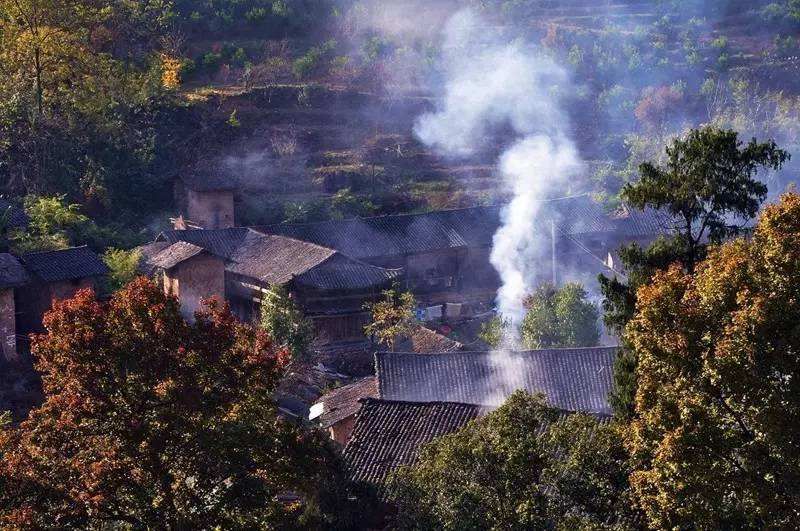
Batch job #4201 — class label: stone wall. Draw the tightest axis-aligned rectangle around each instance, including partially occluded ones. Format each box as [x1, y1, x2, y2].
[186, 189, 234, 229]
[166, 253, 226, 320]
[0, 288, 17, 362]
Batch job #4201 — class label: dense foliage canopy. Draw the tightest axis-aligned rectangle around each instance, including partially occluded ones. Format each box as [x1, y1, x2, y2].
[391, 392, 639, 530]
[625, 192, 800, 528]
[0, 278, 353, 529]
[600, 126, 788, 418]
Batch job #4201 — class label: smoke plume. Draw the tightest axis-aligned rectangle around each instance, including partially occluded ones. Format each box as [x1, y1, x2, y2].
[413, 9, 583, 345]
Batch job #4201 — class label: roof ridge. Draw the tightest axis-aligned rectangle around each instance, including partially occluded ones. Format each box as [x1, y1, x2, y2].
[316, 250, 403, 272]
[262, 204, 501, 229]
[360, 397, 485, 408]
[254, 229, 338, 256]
[21, 245, 90, 257]
[379, 345, 619, 356]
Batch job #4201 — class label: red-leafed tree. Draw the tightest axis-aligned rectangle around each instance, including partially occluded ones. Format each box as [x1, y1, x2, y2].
[634, 85, 683, 131]
[0, 278, 358, 529]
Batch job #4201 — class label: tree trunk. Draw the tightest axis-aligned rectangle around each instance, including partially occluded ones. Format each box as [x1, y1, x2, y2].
[34, 46, 43, 115]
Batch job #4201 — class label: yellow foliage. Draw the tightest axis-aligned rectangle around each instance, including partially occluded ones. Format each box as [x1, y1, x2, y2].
[160, 54, 181, 89]
[625, 192, 800, 528]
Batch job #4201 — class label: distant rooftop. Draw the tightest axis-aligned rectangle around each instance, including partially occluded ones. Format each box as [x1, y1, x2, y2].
[376, 346, 618, 415]
[149, 228, 400, 291]
[395, 325, 463, 354]
[259, 195, 670, 260]
[149, 241, 207, 270]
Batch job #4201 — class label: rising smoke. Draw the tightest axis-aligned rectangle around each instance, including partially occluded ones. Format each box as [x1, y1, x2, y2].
[413, 9, 583, 345]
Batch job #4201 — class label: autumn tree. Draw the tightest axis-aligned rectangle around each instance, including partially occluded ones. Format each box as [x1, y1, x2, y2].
[364, 283, 416, 351]
[599, 127, 789, 418]
[520, 282, 599, 349]
[626, 193, 800, 528]
[259, 284, 314, 361]
[634, 85, 683, 131]
[0, 278, 353, 528]
[391, 392, 640, 530]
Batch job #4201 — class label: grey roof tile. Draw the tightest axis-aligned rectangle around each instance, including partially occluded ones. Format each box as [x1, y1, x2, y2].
[155, 228, 399, 291]
[311, 376, 378, 428]
[376, 347, 618, 415]
[0, 199, 29, 229]
[149, 241, 207, 270]
[21, 246, 108, 283]
[343, 398, 483, 491]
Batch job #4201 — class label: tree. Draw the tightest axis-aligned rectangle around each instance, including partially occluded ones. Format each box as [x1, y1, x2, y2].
[599, 127, 789, 418]
[259, 284, 313, 361]
[102, 247, 142, 292]
[0, 278, 348, 528]
[625, 127, 788, 272]
[391, 391, 640, 530]
[10, 194, 90, 252]
[363, 284, 416, 351]
[625, 193, 800, 528]
[520, 282, 599, 350]
[634, 85, 682, 131]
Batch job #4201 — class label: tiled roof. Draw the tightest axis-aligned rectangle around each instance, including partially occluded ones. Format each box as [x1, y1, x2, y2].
[149, 242, 207, 270]
[395, 325, 463, 354]
[376, 347, 618, 415]
[260, 196, 669, 259]
[293, 253, 401, 291]
[21, 246, 108, 283]
[0, 253, 29, 289]
[227, 231, 336, 285]
[157, 228, 250, 259]
[155, 228, 399, 291]
[343, 398, 483, 490]
[310, 376, 378, 428]
[136, 241, 171, 275]
[0, 199, 29, 229]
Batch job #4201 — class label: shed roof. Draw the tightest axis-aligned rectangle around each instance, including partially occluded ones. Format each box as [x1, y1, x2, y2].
[149, 241, 207, 270]
[260, 195, 670, 259]
[376, 346, 618, 415]
[310, 376, 378, 429]
[21, 246, 108, 283]
[343, 398, 484, 490]
[0, 253, 29, 289]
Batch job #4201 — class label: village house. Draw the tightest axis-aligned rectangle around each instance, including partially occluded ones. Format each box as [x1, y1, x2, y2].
[0, 246, 108, 363]
[309, 325, 464, 444]
[0, 254, 30, 362]
[338, 345, 618, 496]
[309, 376, 378, 445]
[140, 228, 401, 341]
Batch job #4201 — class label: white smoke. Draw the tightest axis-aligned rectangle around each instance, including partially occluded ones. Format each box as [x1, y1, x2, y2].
[413, 9, 583, 346]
